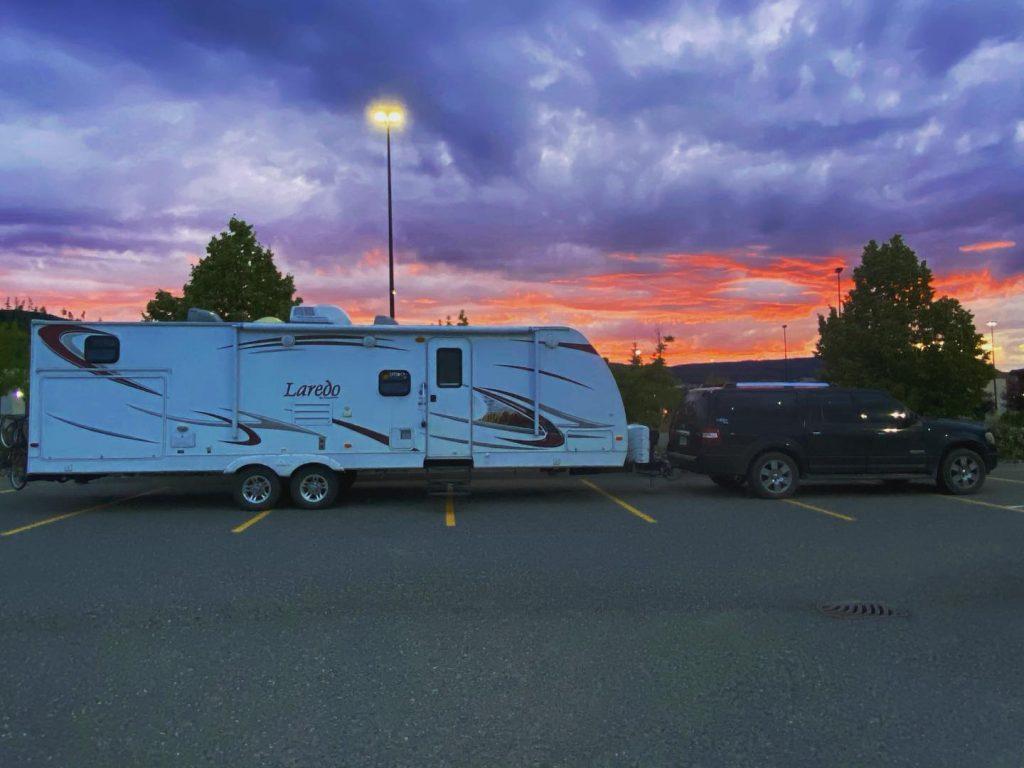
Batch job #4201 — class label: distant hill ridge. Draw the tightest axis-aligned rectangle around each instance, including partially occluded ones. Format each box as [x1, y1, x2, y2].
[670, 357, 822, 385]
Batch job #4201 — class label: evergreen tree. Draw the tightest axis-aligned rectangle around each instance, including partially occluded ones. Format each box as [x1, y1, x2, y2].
[816, 235, 990, 417]
[144, 217, 301, 321]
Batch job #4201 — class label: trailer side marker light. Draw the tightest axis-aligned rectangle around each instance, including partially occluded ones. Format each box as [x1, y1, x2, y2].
[416, 336, 426, 343]
[344, 442, 352, 448]
[615, 435, 623, 441]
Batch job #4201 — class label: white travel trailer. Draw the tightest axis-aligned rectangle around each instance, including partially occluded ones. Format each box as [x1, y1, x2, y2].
[26, 306, 636, 509]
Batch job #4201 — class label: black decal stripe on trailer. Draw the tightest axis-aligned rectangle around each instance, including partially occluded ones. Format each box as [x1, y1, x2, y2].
[332, 419, 390, 445]
[511, 339, 601, 355]
[478, 387, 611, 429]
[38, 324, 161, 396]
[128, 406, 323, 437]
[473, 387, 565, 448]
[195, 411, 262, 446]
[494, 364, 593, 389]
[48, 413, 159, 444]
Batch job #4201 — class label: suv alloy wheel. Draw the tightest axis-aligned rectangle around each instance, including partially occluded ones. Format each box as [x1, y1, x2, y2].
[748, 451, 800, 499]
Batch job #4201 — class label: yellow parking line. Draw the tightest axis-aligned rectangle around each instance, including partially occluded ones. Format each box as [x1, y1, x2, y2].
[943, 496, 1024, 514]
[783, 498, 856, 523]
[232, 510, 272, 534]
[445, 489, 456, 528]
[580, 479, 656, 523]
[1, 488, 161, 537]
[0, 489, 15, 495]
[989, 476, 1024, 486]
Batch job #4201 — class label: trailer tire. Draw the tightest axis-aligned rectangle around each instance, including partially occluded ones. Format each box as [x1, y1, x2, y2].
[290, 464, 339, 510]
[234, 466, 281, 511]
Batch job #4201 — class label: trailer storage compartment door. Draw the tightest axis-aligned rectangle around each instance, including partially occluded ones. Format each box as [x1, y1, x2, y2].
[38, 375, 165, 460]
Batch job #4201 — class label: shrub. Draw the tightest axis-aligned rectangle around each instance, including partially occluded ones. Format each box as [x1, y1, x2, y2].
[993, 412, 1024, 461]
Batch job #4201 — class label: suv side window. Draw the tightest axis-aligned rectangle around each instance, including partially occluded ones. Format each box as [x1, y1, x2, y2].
[856, 392, 908, 426]
[719, 392, 797, 422]
[815, 393, 858, 424]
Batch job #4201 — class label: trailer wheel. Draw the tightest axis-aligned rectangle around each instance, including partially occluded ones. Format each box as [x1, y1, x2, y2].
[290, 465, 339, 510]
[234, 466, 281, 511]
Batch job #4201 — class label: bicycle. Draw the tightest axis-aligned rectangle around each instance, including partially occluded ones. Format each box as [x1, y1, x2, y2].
[1, 414, 27, 491]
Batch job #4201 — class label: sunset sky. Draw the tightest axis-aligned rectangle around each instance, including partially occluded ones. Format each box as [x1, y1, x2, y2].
[2, 0, 1022, 367]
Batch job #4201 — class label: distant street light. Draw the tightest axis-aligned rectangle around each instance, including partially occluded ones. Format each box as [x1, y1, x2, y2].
[782, 324, 789, 381]
[988, 320, 998, 410]
[368, 101, 406, 319]
[834, 266, 844, 315]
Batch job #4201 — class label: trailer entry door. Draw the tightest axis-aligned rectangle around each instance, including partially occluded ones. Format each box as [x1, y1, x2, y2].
[426, 339, 471, 458]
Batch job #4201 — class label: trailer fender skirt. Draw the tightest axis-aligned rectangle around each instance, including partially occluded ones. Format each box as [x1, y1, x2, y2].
[222, 454, 347, 476]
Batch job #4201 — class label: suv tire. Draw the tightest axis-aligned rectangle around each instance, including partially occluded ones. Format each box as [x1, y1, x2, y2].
[748, 452, 799, 499]
[937, 448, 986, 495]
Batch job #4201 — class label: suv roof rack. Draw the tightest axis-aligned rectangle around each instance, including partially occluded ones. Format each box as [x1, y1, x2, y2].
[730, 381, 830, 389]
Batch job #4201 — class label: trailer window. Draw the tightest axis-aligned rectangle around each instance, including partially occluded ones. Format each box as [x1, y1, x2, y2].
[436, 348, 462, 387]
[379, 369, 411, 397]
[84, 335, 119, 364]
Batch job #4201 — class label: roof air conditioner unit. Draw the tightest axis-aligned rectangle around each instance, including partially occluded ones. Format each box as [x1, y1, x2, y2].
[373, 315, 398, 325]
[187, 308, 223, 322]
[289, 305, 352, 325]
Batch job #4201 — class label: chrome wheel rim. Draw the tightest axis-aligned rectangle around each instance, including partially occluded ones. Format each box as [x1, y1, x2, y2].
[299, 474, 329, 504]
[242, 475, 273, 505]
[759, 459, 792, 494]
[949, 455, 980, 489]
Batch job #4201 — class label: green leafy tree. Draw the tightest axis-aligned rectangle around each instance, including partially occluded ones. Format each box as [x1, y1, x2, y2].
[816, 235, 990, 417]
[611, 332, 682, 427]
[144, 217, 301, 321]
[0, 321, 29, 398]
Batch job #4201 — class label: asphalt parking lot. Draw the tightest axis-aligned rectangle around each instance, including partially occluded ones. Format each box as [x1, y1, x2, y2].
[3, 465, 1024, 767]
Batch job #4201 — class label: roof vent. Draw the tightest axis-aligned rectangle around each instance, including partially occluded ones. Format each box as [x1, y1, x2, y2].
[289, 305, 352, 325]
[373, 315, 398, 325]
[187, 308, 223, 322]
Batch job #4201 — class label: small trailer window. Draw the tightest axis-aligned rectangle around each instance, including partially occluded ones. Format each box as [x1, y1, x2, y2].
[379, 369, 411, 397]
[84, 335, 120, 364]
[436, 348, 462, 387]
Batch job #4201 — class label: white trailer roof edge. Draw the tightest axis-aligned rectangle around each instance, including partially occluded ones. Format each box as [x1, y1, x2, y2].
[28, 319, 580, 335]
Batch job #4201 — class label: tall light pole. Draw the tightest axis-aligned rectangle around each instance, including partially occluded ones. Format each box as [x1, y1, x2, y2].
[834, 266, 844, 315]
[988, 320, 999, 411]
[369, 102, 406, 319]
[782, 324, 789, 381]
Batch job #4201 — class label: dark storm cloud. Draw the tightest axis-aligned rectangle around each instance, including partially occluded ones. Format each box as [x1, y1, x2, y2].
[2, 0, 1023, 279]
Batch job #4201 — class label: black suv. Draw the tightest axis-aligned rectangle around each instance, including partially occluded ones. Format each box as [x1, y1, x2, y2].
[667, 384, 998, 499]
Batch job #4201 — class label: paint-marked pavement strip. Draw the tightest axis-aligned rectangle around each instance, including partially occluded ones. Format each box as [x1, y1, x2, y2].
[232, 510, 272, 534]
[783, 498, 856, 523]
[989, 476, 1024, 486]
[445, 489, 456, 528]
[943, 496, 1024, 514]
[0, 488, 15, 495]
[580, 479, 656, 523]
[1, 489, 163, 537]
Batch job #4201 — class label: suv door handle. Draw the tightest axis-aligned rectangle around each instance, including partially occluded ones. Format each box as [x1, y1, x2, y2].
[811, 431, 822, 435]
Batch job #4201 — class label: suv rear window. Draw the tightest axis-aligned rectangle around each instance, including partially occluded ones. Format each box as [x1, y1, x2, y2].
[675, 390, 712, 428]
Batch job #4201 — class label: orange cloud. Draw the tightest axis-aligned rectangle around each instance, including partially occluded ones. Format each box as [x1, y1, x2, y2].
[6, 247, 1023, 368]
[958, 240, 1016, 252]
